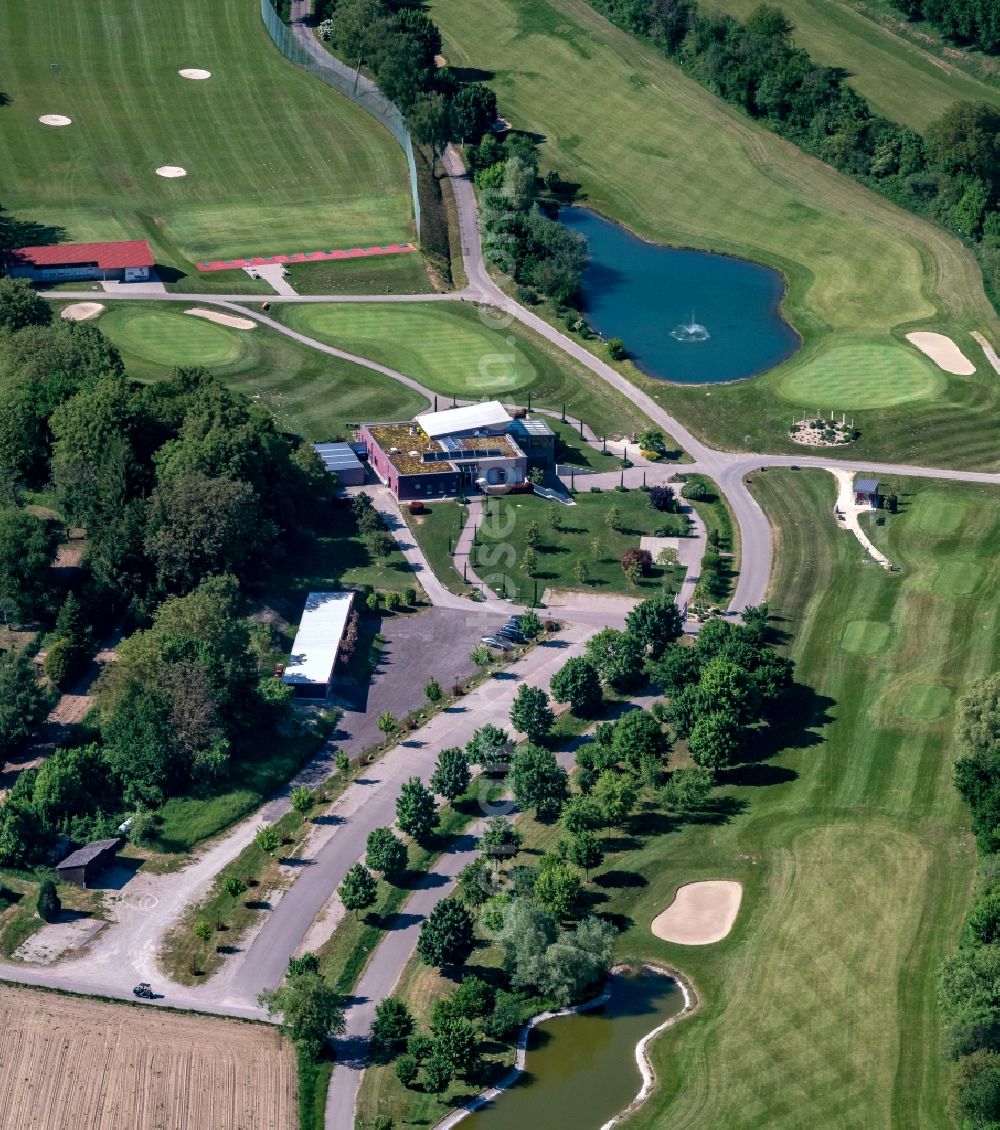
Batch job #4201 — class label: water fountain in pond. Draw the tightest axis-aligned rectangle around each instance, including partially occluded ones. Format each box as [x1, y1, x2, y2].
[670, 310, 710, 342]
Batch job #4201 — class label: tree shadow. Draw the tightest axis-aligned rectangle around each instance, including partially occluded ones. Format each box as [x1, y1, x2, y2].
[0, 210, 65, 250]
[596, 869, 648, 890]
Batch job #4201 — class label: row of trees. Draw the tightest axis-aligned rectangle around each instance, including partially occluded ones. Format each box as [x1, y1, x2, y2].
[469, 132, 589, 304]
[587, 0, 1000, 301]
[891, 0, 1000, 54]
[940, 675, 1000, 1126]
[317, 0, 497, 147]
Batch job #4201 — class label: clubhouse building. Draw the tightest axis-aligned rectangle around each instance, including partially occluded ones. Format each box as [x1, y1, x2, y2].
[361, 401, 555, 500]
[3, 239, 155, 284]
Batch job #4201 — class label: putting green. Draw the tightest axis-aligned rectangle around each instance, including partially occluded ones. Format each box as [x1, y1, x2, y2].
[777, 340, 946, 409]
[902, 684, 954, 720]
[100, 308, 244, 368]
[840, 619, 893, 656]
[911, 493, 966, 536]
[282, 304, 539, 396]
[933, 560, 984, 596]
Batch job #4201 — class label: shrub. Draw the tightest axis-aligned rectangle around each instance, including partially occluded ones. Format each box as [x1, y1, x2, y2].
[37, 879, 60, 922]
[607, 337, 626, 360]
[681, 480, 709, 501]
[648, 484, 678, 513]
[424, 678, 442, 703]
[395, 1054, 419, 1088]
[621, 548, 653, 577]
[404, 587, 417, 606]
[43, 637, 81, 689]
[408, 500, 426, 515]
[384, 591, 401, 612]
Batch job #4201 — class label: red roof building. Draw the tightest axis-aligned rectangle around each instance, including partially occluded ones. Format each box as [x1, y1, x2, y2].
[4, 239, 154, 283]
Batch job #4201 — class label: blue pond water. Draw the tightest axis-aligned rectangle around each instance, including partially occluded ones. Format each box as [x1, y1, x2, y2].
[560, 207, 799, 384]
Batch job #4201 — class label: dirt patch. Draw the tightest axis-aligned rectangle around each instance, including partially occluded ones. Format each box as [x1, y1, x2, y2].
[60, 302, 105, 322]
[14, 916, 105, 965]
[651, 880, 742, 945]
[905, 331, 975, 375]
[184, 307, 256, 330]
[0, 985, 296, 1129]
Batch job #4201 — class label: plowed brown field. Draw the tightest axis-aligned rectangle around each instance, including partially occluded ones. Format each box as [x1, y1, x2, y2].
[0, 986, 296, 1129]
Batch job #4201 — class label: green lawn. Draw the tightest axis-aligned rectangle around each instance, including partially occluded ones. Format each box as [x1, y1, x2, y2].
[708, 0, 1000, 130]
[474, 490, 687, 602]
[282, 253, 432, 296]
[431, 0, 1000, 470]
[0, 0, 413, 285]
[400, 500, 474, 597]
[84, 301, 429, 439]
[276, 301, 658, 438]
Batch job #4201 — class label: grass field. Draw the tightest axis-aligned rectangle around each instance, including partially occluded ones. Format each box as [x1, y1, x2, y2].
[400, 500, 474, 597]
[282, 252, 431, 296]
[276, 301, 656, 437]
[85, 302, 429, 439]
[431, 0, 1000, 469]
[0, 985, 296, 1129]
[0, 0, 412, 283]
[708, 0, 1000, 129]
[473, 490, 686, 601]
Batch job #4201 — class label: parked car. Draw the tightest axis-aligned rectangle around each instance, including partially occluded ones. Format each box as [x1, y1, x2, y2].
[498, 627, 526, 643]
[481, 635, 513, 651]
[132, 983, 155, 999]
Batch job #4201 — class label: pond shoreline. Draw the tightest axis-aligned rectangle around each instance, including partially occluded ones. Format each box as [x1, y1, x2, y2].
[433, 962, 698, 1130]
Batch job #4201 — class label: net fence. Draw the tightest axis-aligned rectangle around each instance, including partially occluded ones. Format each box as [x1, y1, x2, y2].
[259, 0, 421, 238]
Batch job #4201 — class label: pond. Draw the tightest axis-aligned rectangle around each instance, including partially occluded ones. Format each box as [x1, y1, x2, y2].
[461, 969, 686, 1130]
[560, 207, 799, 384]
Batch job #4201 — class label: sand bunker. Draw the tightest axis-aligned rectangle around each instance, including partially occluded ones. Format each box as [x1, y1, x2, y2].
[156, 165, 187, 178]
[179, 68, 212, 80]
[38, 115, 71, 127]
[905, 332, 975, 375]
[60, 302, 105, 322]
[184, 307, 255, 330]
[651, 881, 742, 945]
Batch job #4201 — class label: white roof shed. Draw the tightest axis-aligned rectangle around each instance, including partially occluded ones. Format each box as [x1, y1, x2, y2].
[282, 591, 356, 689]
[416, 401, 511, 438]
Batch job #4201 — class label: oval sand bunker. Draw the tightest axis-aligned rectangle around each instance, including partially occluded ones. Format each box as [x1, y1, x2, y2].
[156, 166, 187, 178]
[179, 68, 212, 80]
[39, 115, 72, 127]
[905, 331, 975, 375]
[651, 880, 742, 945]
[184, 308, 255, 330]
[60, 302, 105, 322]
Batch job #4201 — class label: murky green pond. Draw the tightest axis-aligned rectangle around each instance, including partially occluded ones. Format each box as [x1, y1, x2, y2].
[462, 969, 685, 1130]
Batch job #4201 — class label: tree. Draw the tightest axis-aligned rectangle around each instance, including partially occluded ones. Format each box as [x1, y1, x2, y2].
[574, 560, 589, 586]
[194, 918, 213, 947]
[510, 683, 554, 742]
[590, 536, 603, 563]
[560, 795, 603, 836]
[550, 656, 603, 717]
[585, 627, 645, 691]
[621, 547, 653, 580]
[372, 997, 414, 1052]
[639, 430, 667, 456]
[254, 823, 281, 854]
[626, 598, 683, 658]
[950, 1050, 1000, 1127]
[688, 711, 741, 771]
[566, 831, 604, 880]
[417, 898, 475, 969]
[258, 968, 345, 1058]
[607, 337, 626, 361]
[604, 504, 621, 531]
[36, 878, 60, 923]
[144, 472, 265, 593]
[367, 826, 408, 880]
[466, 722, 512, 773]
[422, 1052, 453, 1093]
[612, 709, 669, 775]
[483, 990, 522, 1041]
[0, 278, 52, 334]
[0, 507, 57, 623]
[424, 678, 442, 703]
[519, 609, 543, 638]
[290, 784, 313, 822]
[224, 874, 248, 906]
[339, 862, 377, 921]
[927, 101, 1000, 194]
[520, 546, 538, 577]
[534, 857, 582, 918]
[969, 891, 1000, 945]
[335, 750, 350, 776]
[430, 746, 471, 805]
[395, 1053, 419, 1087]
[481, 815, 522, 866]
[470, 644, 493, 673]
[592, 770, 637, 831]
[510, 743, 568, 819]
[549, 507, 563, 532]
[396, 777, 438, 842]
[450, 974, 495, 1019]
[525, 520, 542, 548]
[662, 766, 714, 809]
[377, 710, 398, 742]
[450, 82, 497, 141]
[408, 91, 453, 155]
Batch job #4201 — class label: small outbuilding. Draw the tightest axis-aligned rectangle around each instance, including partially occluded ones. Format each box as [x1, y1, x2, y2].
[854, 478, 880, 508]
[313, 442, 365, 487]
[282, 591, 356, 699]
[56, 838, 121, 888]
